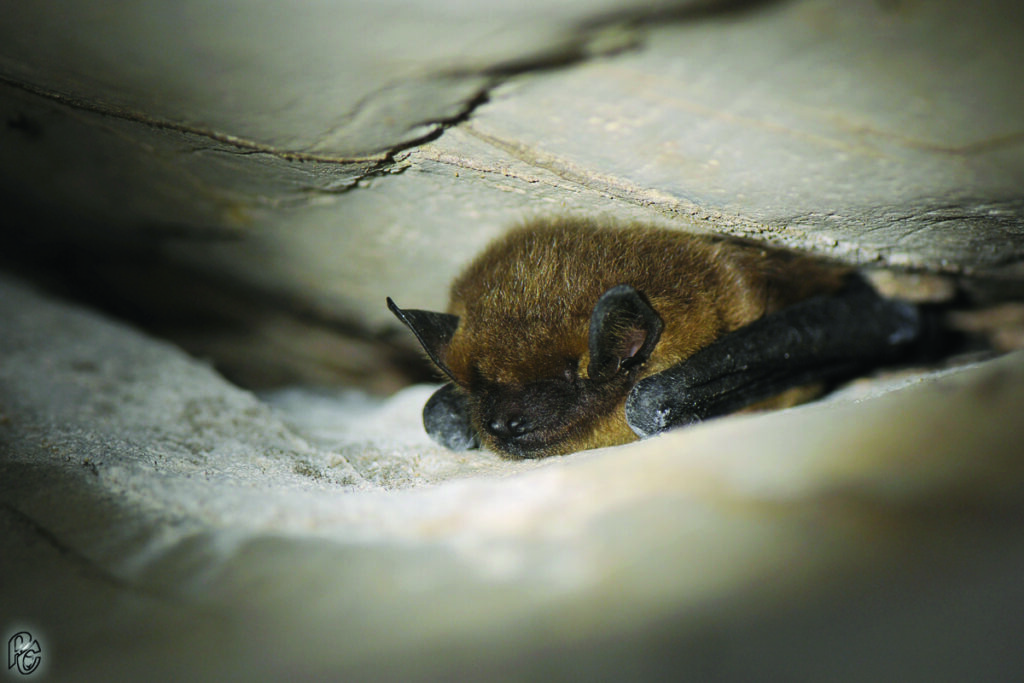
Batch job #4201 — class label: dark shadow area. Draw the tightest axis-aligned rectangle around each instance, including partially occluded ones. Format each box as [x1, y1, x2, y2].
[0, 201, 435, 392]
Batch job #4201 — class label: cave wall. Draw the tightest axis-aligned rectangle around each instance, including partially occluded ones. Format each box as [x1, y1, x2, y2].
[2, 1, 1024, 680]
[2, 0, 1022, 345]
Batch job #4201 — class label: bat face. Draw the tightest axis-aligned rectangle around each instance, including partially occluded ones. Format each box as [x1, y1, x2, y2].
[388, 217, 849, 458]
[450, 282, 666, 457]
[389, 282, 663, 457]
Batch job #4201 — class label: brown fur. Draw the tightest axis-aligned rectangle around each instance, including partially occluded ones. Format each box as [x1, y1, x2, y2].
[440, 217, 849, 456]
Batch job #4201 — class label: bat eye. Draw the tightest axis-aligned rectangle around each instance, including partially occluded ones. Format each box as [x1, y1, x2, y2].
[563, 360, 578, 383]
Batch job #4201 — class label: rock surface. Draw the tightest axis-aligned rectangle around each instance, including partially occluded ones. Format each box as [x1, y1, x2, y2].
[2, 1, 1024, 679]
[3, 275, 1024, 680]
[2, 0, 1022, 340]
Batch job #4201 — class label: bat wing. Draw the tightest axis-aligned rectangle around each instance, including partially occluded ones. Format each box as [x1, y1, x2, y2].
[423, 383, 480, 451]
[625, 278, 925, 438]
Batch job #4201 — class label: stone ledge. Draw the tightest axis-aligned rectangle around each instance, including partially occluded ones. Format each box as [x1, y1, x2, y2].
[3, 272, 1023, 680]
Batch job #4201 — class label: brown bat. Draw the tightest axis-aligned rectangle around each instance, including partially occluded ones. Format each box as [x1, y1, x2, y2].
[387, 217, 924, 458]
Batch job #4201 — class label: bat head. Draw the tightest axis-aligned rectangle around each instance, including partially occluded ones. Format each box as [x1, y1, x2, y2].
[388, 285, 663, 458]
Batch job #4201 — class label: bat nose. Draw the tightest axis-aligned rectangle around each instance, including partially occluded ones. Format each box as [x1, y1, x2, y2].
[487, 415, 531, 439]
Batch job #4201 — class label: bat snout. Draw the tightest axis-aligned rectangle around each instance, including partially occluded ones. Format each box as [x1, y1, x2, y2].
[477, 382, 576, 457]
[485, 413, 532, 440]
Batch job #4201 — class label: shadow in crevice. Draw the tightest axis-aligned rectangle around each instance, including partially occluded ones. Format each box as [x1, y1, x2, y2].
[0, 204, 436, 393]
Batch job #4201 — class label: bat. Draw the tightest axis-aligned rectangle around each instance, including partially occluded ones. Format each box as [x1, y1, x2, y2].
[387, 217, 926, 458]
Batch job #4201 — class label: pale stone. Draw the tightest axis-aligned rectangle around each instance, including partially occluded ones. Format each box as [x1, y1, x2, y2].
[3, 272, 1023, 679]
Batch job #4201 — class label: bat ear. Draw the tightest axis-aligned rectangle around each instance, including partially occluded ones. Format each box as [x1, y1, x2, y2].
[588, 285, 664, 382]
[386, 297, 460, 382]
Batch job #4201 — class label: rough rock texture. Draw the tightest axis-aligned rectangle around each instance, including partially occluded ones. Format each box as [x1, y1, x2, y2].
[2, 1, 1024, 680]
[2, 0, 1022, 342]
[3, 274, 1024, 681]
